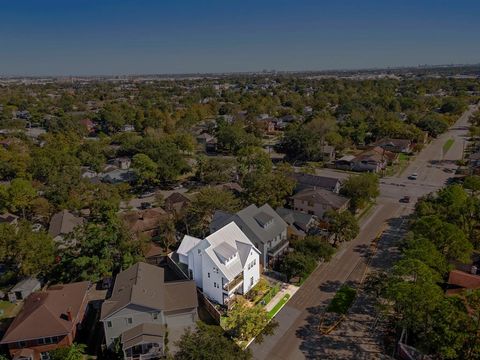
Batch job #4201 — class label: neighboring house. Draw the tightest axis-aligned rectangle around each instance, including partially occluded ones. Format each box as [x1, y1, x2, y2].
[101, 169, 135, 184]
[122, 124, 135, 132]
[48, 210, 84, 246]
[100, 262, 198, 358]
[196, 133, 218, 152]
[276, 207, 318, 240]
[210, 204, 288, 269]
[213, 182, 244, 195]
[121, 207, 168, 238]
[8, 278, 41, 303]
[290, 172, 342, 193]
[177, 222, 260, 306]
[0, 212, 19, 226]
[113, 157, 132, 170]
[372, 138, 412, 153]
[351, 147, 396, 173]
[144, 243, 163, 265]
[0, 281, 90, 360]
[446, 269, 480, 296]
[320, 145, 336, 162]
[335, 155, 356, 170]
[79, 119, 95, 134]
[164, 192, 191, 214]
[291, 188, 350, 219]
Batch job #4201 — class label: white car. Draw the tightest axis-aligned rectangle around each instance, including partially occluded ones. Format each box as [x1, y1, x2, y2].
[408, 173, 418, 180]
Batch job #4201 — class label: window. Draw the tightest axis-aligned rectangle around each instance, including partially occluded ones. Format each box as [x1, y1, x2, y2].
[106, 321, 112, 328]
[126, 317, 133, 325]
[250, 277, 254, 286]
[208, 272, 210, 278]
[18, 341, 26, 347]
[152, 312, 159, 320]
[198, 249, 201, 254]
[214, 282, 217, 288]
[41, 352, 50, 360]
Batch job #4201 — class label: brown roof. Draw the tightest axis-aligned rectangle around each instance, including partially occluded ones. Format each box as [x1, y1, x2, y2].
[145, 243, 164, 259]
[122, 207, 167, 234]
[1, 281, 89, 344]
[0, 213, 18, 224]
[292, 188, 350, 209]
[48, 210, 84, 238]
[448, 270, 480, 290]
[165, 192, 190, 204]
[101, 262, 197, 320]
[121, 323, 165, 349]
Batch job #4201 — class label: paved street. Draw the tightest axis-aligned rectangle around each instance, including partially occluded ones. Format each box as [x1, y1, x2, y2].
[250, 104, 478, 360]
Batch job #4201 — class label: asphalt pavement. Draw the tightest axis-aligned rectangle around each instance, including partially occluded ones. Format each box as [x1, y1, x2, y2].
[249, 104, 479, 360]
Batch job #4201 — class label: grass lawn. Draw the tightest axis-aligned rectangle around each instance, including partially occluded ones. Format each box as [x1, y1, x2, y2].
[0, 301, 16, 319]
[267, 294, 291, 319]
[326, 285, 356, 314]
[443, 138, 455, 154]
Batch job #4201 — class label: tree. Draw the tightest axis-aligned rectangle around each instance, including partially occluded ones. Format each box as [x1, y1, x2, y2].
[195, 156, 237, 185]
[157, 215, 177, 252]
[280, 251, 317, 283]
[175, 322, 251, 360]
[223, 297, 277, 343]
[236, 146, 272, 178]
[50, 343, 86, 360]
[242, 170, 296, 209]
[292, 235, 335, 261]
[184, 188, 240, 237]
[132, 153, 158, 187]
[325, 210, 359, 247]
[341, 173, 379, 211]
[5, 178, 37, 218]
[464, 176, 480, 195]
[0, 222, 55, 277]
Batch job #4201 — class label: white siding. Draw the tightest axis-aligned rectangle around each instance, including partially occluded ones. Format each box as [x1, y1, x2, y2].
[242, 249, 260, 295]
[201, 255, 224, 304]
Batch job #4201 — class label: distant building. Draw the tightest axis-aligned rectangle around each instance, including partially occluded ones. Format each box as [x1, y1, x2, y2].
[276, 207, 317, 240]
[164, 192, 191, 214]
[7, 278, 41, 303]
[372, 138, 412, 153]
[290, 173, 342, 193]
[290, 188, 350, 219]
[121, 207, 168, 238]
[0, 213, 19, 226]
[113, 157, 132, 170]
[48, 210, 84, 247]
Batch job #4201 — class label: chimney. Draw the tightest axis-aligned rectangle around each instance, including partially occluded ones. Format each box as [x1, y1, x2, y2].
[471, 265, 478, 275]
[66, 307, 73, 321]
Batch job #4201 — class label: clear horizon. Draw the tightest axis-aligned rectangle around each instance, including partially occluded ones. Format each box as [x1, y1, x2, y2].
[1, 0, 479, 76]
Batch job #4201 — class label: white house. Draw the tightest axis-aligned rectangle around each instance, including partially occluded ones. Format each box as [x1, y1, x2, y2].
[177, 222, 261, 305]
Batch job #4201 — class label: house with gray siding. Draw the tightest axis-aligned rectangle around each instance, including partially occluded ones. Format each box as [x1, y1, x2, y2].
[100, 262, 198, 359]
[210, 204, 288, 269]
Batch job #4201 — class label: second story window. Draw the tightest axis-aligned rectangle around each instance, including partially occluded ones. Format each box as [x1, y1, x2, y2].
[152, 312, 159, 320]
[126, 317, 133, 325]
[106, 320, 112, 328]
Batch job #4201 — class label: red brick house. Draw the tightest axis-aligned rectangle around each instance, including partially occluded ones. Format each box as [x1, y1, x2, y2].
[0, 281, 90, 360]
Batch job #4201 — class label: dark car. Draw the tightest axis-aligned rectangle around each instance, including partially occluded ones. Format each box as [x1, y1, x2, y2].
[400, 196, 411, 203]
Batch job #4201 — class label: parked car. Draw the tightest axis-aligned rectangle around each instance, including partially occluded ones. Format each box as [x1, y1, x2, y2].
[400, 195, 411, 203]
[408, 173, 418, 180]
[140, 202, 152, 209]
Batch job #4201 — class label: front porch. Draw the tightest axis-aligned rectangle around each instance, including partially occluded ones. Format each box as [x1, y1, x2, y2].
[267, 238, 290, 268]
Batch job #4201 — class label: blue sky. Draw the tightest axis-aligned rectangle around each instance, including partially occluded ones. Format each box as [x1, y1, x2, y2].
[1, 0, 479, 75]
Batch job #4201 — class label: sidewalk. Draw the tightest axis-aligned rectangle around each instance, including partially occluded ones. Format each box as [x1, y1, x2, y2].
[264, 283, 298, 312]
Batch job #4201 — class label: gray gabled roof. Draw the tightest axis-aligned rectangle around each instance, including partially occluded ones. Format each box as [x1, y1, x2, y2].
[211, 204, 287, 246]
[290, 173, 340, 192]
[101, 262, 197, 320]
[276, 207, 315, 232]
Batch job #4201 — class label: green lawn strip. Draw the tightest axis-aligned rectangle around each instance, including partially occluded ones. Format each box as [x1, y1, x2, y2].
[267, 294, 291, 319]
[357, 202, 375, 220]
[326, 285, 357, 314]
[443, 138, 455, 154]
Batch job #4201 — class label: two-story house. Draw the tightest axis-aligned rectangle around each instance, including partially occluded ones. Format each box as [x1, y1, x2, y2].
[290, 188, 350, 220]
[0, 281, 90, 360]
[100, 262, 198, 359]
[209, 204, 288, 269]
[177, 222, 260, 306]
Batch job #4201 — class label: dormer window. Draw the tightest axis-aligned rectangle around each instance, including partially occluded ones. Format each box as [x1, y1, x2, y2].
[254, 212, 274, 229]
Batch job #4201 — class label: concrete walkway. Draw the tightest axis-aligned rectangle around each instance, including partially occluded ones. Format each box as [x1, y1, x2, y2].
[265, 283, 299, 313]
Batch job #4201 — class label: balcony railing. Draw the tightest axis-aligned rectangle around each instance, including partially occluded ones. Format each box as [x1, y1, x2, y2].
[267, 238, 289, 257]
[223, 273, 244, 292]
